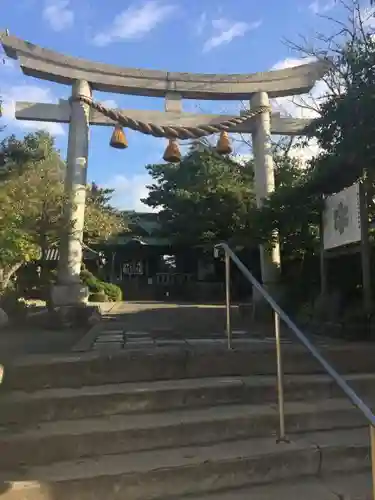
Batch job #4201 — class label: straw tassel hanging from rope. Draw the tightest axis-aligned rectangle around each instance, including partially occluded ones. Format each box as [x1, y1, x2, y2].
[110, 125, 128, 149]
[163, 138, 181, 163]
[216, 131, 232, 155]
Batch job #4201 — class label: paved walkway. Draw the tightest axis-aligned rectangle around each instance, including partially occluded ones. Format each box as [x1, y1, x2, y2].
[73, 302, 341, 352]
[0, 302, 117, 362]
[75, 327, 269, 352]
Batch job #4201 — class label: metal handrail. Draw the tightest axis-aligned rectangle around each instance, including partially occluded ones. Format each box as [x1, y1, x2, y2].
[215, 242, 375, 497]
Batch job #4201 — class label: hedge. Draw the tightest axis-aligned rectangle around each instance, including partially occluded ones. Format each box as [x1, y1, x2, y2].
[81, 269, 122, 302]
[89, 291, 108, 303]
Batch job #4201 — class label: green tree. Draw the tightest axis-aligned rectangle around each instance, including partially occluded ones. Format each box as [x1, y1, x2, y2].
[251, 1, 375, 253]
[0, 132, 125, 292]
[143, 149, 256, 246]
[250, 149, 321, 261]
[0, 98, 5, 134]
[84, 183, 126, 245]
[307, 41, 375, 195]
[0, 131, 53, 179]
[142, 143, 317, 260]
[0, 132, 64, 291]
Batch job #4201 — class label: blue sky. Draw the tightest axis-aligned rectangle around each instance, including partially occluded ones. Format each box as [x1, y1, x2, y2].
[0, 0, 367, 210]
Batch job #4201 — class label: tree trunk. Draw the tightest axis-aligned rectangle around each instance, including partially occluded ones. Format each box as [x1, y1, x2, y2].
[360, 173, 372, 313]
[40, 235, 49, 285]
[0, 262, 23, 295]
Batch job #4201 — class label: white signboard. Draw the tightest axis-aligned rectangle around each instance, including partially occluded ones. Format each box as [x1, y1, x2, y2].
[323, 182, 361, 250]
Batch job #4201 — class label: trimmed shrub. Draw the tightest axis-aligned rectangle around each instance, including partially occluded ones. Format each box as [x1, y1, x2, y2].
[89, 291, 108, 303]
[101, 282, 122, 302]
[81, 269, 103, 293]
[81, 269, 122, 302]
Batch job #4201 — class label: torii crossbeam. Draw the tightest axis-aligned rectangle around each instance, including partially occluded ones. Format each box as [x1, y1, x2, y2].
[14, 100, 313, 136]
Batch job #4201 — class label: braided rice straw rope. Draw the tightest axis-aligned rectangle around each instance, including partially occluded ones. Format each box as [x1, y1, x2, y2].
[73, 95, 271, 140]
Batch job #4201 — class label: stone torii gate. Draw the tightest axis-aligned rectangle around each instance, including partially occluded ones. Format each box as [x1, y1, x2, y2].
[0, 32, 328, 307]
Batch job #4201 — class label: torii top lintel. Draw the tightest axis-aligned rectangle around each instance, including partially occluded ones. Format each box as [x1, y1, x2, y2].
[1, 32, 330, 101]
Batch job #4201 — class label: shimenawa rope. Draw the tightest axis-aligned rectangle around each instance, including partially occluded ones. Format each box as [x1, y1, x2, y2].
[72, 95, 271, 140]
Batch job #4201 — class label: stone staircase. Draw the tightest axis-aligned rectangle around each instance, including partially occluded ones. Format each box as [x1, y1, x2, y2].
[0, 344, 375, 499]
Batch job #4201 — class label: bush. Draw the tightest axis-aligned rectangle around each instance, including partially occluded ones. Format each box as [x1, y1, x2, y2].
[81, 269, 122, 302]
[0, 290, 28, 318]
[81, 269, 103, 293]
[101, 282, 122, 302]
[89, 291, 108, 302]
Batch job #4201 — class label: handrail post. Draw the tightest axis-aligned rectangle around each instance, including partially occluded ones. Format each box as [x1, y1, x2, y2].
[370, 425, 375, 500]
[225, 251, 232, 350]
[274, 311, 287, 442]
[216, 243, 375, 450]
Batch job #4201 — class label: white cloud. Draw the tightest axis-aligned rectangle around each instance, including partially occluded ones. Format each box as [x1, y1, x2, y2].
[309, 0, 336, 15]
[360, 7, 375, 29]
[232, 153, 253, 165]
[195, 12, 207, 36]
[271, 57, 317, 72]
[99, 99, 118, 109]
[271, 57, 327, 118]
[104, 173, 156, 212]
[270, 57, 329, 162]
[1, 85, 65, 136]
[1, 58, 15, 71]
[93, 1, 176, 46]
[271, 57, 327, 119]
[203, 18, 261, 53]
[43, 0, 74, 32]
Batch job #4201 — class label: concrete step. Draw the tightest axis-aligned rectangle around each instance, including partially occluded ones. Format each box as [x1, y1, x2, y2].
[0, 429, 370, 500]
[3, 344, 375, 391]
[2, 373, 375, 426]
[0, 376, 250, 425]
[184, 472, 373, 499]
[0, 398, 369, 468]
[320, 471, 373, 499]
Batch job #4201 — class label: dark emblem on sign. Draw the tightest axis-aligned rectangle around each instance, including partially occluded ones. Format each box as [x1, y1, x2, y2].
[334, 202, 349, 235]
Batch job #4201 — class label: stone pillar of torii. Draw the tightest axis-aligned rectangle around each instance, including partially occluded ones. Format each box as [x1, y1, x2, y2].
[0, 32, 328, 307]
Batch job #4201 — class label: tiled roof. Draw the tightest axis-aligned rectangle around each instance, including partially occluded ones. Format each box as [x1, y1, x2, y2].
[43, 247, 98, 261]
